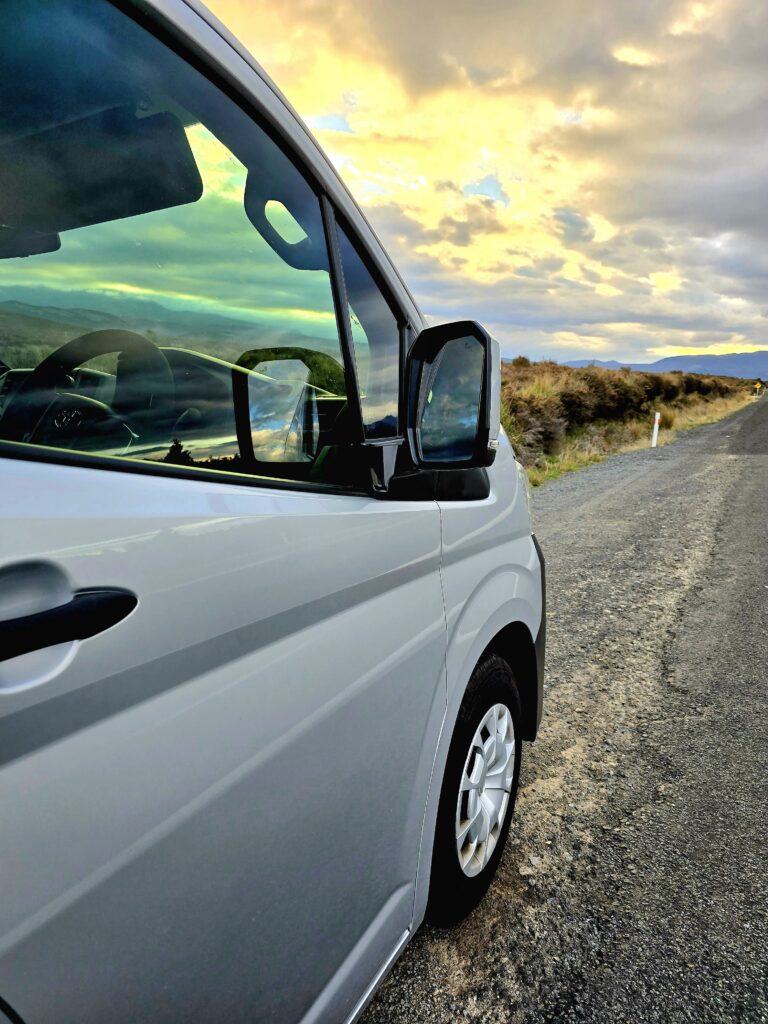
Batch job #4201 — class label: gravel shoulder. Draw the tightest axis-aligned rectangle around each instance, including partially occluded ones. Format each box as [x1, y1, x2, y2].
[363, 399, 768, 1024]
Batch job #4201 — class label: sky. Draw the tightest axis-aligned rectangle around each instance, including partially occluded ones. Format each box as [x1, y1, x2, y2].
[205, 0, 768, 363]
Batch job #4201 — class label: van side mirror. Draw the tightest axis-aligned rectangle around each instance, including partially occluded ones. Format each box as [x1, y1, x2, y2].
[406, 321, 500, 470]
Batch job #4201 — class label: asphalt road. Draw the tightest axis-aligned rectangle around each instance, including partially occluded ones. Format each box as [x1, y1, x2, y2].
[364, 398, 768, 1024]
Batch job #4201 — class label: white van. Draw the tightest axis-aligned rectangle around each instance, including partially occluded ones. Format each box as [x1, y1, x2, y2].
[0, 2, 545, 1022]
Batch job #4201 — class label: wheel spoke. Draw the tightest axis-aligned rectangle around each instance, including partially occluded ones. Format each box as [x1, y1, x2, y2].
[485, 740, 514, 787]
[467, 789, 480, 825]
[488, 703, 499, 738]
[456, 817, 473, 847]
[479, 794, 495, 838]
[460, 837, 478, 870]
[457, 802, 483, 846]
[461, 751, 484, 791]
[483, 768, 512, 791]
[494, 707, 510, 761]
[482, 733, 495, 766]
[486, 787, 508, 823]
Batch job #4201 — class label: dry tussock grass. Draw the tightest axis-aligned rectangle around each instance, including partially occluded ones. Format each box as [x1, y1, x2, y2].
[502, 359, 751, 485]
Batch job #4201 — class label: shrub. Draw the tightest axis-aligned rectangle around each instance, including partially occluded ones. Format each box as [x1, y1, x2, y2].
[558, 383, 593, 426]
[500, 358, 742, 468]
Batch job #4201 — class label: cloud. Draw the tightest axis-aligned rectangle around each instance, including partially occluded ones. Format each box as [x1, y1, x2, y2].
[553, 207, 596, 246]
[433, 200, 507, 247]
[9, 0, 764, 366]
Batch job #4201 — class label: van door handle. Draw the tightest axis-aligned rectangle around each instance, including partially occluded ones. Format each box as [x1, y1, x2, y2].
[0, 588, 137, 663]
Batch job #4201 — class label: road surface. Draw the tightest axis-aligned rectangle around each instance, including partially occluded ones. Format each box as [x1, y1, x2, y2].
[363, 397, 768, 1024]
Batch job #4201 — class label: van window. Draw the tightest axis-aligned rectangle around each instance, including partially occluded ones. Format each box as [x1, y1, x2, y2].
[0, 0, 357, 488]
[337, 225, 402, 438]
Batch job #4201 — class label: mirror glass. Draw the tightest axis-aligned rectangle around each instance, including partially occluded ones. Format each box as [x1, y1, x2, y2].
[252, 358, 310, 383]
[246, 369, 315, 463]
[418, 335, 484, 462]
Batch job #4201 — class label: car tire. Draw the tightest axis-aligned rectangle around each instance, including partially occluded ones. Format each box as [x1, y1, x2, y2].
[425, 653, 522, 927]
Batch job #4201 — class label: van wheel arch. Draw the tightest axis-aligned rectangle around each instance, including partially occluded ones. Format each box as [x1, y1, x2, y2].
[480, 622, 539, 741]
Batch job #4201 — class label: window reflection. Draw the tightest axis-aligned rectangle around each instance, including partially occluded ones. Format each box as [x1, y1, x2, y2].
[419, 336, 483, 462]
[337, 225, 401, 437]
[0, 0, 352, 487]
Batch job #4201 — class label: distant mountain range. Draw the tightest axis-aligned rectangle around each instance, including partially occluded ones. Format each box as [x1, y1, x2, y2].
[0, 287, 333, 371]
[0, 294, 264, 345]
[564, 351, 768, 380]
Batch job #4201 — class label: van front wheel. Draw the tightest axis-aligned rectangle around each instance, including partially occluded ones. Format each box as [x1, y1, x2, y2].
[425, 653, 522, 926]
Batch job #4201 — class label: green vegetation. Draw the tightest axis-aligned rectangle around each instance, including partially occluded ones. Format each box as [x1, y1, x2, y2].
[502, 360, 752, 485]
[237, 346, 345, 394]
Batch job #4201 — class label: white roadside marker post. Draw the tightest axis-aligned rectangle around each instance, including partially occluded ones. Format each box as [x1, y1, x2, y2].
[651, 410, 661, 448]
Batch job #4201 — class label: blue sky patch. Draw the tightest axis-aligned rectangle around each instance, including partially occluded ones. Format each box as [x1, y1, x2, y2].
[306, 113, 353, 133]
[462, 174, 509, 206]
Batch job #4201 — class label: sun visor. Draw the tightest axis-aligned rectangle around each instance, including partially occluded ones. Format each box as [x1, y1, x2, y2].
[0, 227, 61, 260]
[0, 108, 203, 235]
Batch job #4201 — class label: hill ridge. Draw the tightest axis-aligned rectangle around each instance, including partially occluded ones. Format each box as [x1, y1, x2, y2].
[563, 351, 768, 379]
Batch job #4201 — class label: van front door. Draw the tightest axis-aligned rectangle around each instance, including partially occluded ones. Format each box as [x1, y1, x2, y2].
[0, 463, 445, 1023]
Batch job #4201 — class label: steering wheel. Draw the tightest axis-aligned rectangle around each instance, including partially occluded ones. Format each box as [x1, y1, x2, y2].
[1, 329, 175, 451]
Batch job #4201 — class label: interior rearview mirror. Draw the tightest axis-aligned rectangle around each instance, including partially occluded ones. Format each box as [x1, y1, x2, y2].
[406, 320, 500, 470]
[236, 346, 345, 395]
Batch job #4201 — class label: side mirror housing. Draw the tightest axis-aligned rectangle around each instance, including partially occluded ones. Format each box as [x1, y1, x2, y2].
[406, 320, 500, 470]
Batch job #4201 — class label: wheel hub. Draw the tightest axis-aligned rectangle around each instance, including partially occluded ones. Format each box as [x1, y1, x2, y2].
[455, 702, 515, 877]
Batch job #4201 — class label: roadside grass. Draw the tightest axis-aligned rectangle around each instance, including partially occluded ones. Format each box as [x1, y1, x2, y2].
[501, 359, 753, 487]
